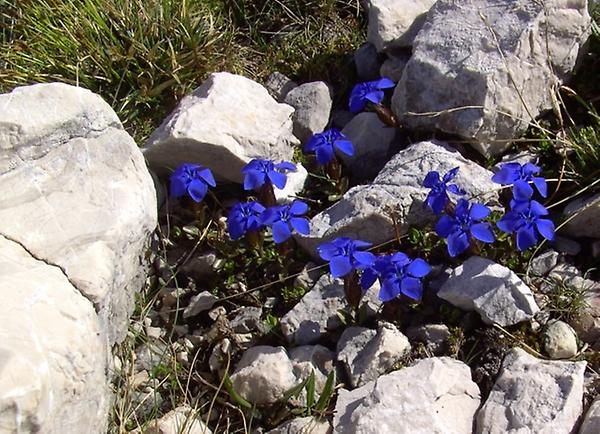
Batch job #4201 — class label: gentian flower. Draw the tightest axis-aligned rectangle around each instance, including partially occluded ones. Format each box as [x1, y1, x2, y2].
[242, 159, 296, 191]
[496, 200, 555, 251]
[492, 162, 547, 200]
[304, 129, 354, 166]
[227, 201, 266, 241]
[317, 237, 376, 278]
[349, 77, 395, 113]
[170, 163, 216, 202]
[360, 255, 395, 290]
[423, 167, 466, 214]
[435, 199, 495, 257]
[377, 253, 431, 302]
[261, 200, 310, 243]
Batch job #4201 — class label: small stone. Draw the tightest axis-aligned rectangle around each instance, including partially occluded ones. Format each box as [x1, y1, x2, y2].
[289, 345, 336, 393]
[562, 193, 600, 238]
[135, 340, 169, 372]
[529, 250, 560, 278]
[580, 395, 600, 434]
[379, 52, 410, 82]
[264, 72, 298, 102]
[552, 236, 581, 256]
[476, 348, 586, 434]
[230, 307, 263, 333]
[354, 43, 381, 80]
[230, 346, 297, 405]
[180, 252, 217, 280]
[146, 325, 163, 340]
[292, 262, 322, 290]
[543, 320, 578, 359]
[284, 82, 332, 144]
[208, 306, 226, 321]
[337, 322, 411, 388]
[183, 291, 218, 319]
[209, 338, 231, 374]
[266, 416, 331, 434]
[438, 256, 539, 326]
[405, 324, 451, 355]
[143, 405, 212, 434]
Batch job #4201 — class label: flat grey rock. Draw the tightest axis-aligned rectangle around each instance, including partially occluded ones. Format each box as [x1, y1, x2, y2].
[265, 71, 298, 102]
[476, 348, 586, 434]
[562, 193, 600, 238]
[284, 82, 332, 144]
[354, 43, 381, 80]
[438, 256, 539, 326]
[379, 52, 410, 82]
[392, 0, 591, 157]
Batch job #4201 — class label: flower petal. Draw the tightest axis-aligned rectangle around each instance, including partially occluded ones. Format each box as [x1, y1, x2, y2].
[275, 161, 297, 172]
[268, 170, 287, 189]
[197, 167, 216, 187]
[443, 167, 460, 182]
[533, 177, 548, 197]
[447, 231, 470, 257]
[400, 277, 423, 301]
[529, 200, 549, 216]
[364, 89, 384, 105]
[360, 268, 378, 290]
[353, 251, 376, 268]
[317, 242, 338, 261]
[512, 180, 533, 201]
[435, 215, 455, 238]
[516, 227, 537, 251]
[379, 279, 400, 302]
[423, 171, 440, 188]
[496, 213, 518, 233]
[469, 203, 491, 220]
[330, 255, 353, 278]
[289, 200, 309, 215]
[535, 218, 555, 241]
[492, 164, 519, 184]
[470, 222, 495, 243]
[290, 217, 310, 235]
[315, 145, 334, 165]
[243, 171, 265, 191]
[374, 77, 396, 89]
[169, 177, 187, 198]
[187, 178, 208, 202]
[334, 139, 354, 157]
[407, 258, 431, 278]
[272, 221, 292, 244]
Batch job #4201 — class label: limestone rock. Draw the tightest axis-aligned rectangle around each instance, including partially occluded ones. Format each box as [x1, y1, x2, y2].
[230, 306, 263, 333]
[339, 112, 399, 180]
[267, 416, 331, 434]
[281, 274, 348, 345]
[579, 395, 600, 434]
[354, 43, 381, 80]
[337, 323, 410, 388]
[297, 140, 498, 257]
[143, 406, 212, 434]
[438, 256, 539, 326]
[284, 82, 332, 144]
[392, 0, 591, 157]
[0, 82, 157, 344]
[0, 235, 109, 433]
[405, 324, 451, 355]
[290, 345, 336, 393]
[366, 0, 437, 51]
[379, 52, 410, 82]
[230, 346, 297, 405]
[333, 357, 481, 433]
[543, 320, 578, 359]
[476, 348, 586, 434]
[562, 193, 600, 238]
[183, 291, 218, 319]
[265, 71, 298, 102]
[143, 72, 298, 183]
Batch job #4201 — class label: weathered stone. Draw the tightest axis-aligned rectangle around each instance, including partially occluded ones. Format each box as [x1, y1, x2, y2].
[366, 0, 437, 51]
[265, 71, 298, 102]
[297, 140, 498, 257]
[379, 52, 410, 82]
[354, 43, 381, 80]
[334, 357, 480, 433]
[562, 193, 600, 238]
[293, 262, 322, 290]
[552, 236, 582, 256]
[476, 348, 586, 434]
[230, 306, 263, 333]
[392, 0, 591, 157]
[0, 235, 109, 433]
[143, 72, 298, 183]
[230, 346, 297, 405]
[543, 320, 578, 359]
[579, 395, 600, 434]
[284, 82, 332, 144]
[280, 274, 348, 345]
[0, 82, 157, 343]
[337, 323, 410, 388]
[183, 291, 218, 319]
[267, 416, 331, 434]
[180, 252, 217, 280]
[405, 323, 451, 355]
[143, 406, 212, 434]
[290, 345, 336, 393]
[529, 250, 560, 278]
[438, 256, 539, 326]
[339, 112, 399, 180]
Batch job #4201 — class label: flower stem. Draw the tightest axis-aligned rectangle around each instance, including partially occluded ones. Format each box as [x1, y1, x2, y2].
[344, 271, 362, 314]
[325, 157, 342, 181]
[381, 298, 401, 322]
[245, 230, 262, 252]
[369, 102, 399, 128]
[258, 181, 277, 207]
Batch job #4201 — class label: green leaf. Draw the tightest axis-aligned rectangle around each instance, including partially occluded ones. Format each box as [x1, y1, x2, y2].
[282, 376, 309, 402]
[223, 371, 252, 408]
[305, 371, 316, 414]
[315, 370, 335, 413]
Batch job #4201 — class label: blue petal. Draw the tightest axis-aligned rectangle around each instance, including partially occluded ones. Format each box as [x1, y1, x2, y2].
[529, 200, 549, 216]
[497, 214, 518, 234]
[353, 251, 376, 268]
[304, 135, 322, 152]
[435, 215, 455, 238]
[447, 184, 466, 195]
[492, 165, 519, 184]
[407, 258, 431, 278]
[272, 221, 292, 243]
[275, 161, 297, 172]
[390, 252, 410, 267]
[448, 231, 470, 257]
[352, 239, 373, 249]
[169, 176, 187, 198]
[533, 177, 548, 197]
[249, 201, 266, 213]
[469, 203, 491, 220]
[268, 170, 287, 189]
[330, 255, 353, 277]
[522, 163, 541, 176]
[197, 167, 216, 187]
[470, 222, 495, 243]
[315, 145, 334, 165]
[260, 207, 279, 225]
[334, 139, 354, 157]
[443, 167, 460, 182]
[289, 200, 309, 216]
[364, 89, 384, 105]
[379, 279, 400, 302]
[400, 277, 423, 301]
[290, 217, 310, 235]
[512, 180, 533, 201]
[244, 171, 265, 191]
[429, 193, 448, 215]
[516, 227, 537, 251]
[454, 199, 470, 217]
[374, 77, 396, 89]
[187, 178, 208, 202]
[423, 171, 440, 188]
[535, 218, 555, 241]
[227, 218, 245, 241]
[360, 268, 378, 290]
[317, 242, 338, 261]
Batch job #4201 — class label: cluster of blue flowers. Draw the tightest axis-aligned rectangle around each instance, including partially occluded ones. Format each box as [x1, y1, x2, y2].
[316, 237, 431, 303]
[424, 162, 555, 255]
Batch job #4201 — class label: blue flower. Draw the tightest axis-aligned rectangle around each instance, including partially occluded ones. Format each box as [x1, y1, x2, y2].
[261, 200, 310, 243]
[496, 199, 555, 251]
[349, 77, 396, 113]
[359, 256, 395, 290]
[435, 199, 495, 257]
[304, 129, 354, 166]
[317, 237, 376, 278]
[170, 163, 216, 202]
[492, 162, 547, 200]
[227, 201, 266, 241]
[422, 167, 466, 214]
[242, 159, 296, 191]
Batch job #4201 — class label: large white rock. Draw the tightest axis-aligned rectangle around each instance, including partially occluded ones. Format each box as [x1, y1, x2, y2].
[366, 0, 437, 51]
[476, 348, 586, 434]
[297, 140, 498, 257]
[143, 72, 299, 183]
[438, 256, 539, 326]
[392, 0, 591, 157]
[0, 235, 109, 433]
[333, 357, 481, 433]
[0, 82, 157, 344]
[230, 346, 297, 405]
[562, 193, 600, 238]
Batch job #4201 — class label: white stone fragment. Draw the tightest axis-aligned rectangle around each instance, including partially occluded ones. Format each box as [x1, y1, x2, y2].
[284, 82, 332, 144]
[267, 416, 331, 434]
[543, 320, 578, 359]
[143, 405, 212, 434]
